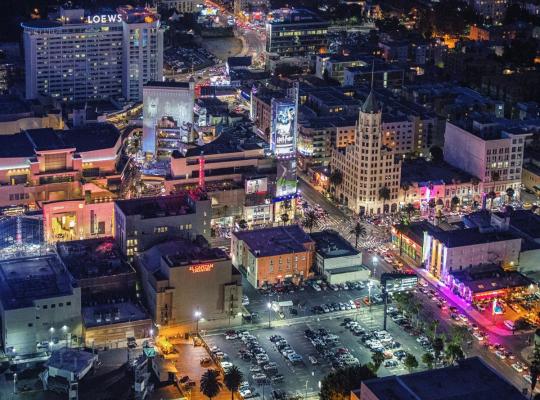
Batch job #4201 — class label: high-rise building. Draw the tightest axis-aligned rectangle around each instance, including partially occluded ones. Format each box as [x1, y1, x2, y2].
[265, 9, 329, 58]
[469, 0, 508, 23]
[331, 89, 401, 215]
[22, 6, 163, 102]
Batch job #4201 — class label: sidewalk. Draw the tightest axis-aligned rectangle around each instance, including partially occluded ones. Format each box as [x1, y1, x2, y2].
[413, 267, 511, 337]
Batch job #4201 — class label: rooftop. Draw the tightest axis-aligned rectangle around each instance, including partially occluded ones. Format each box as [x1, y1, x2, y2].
[401, 158, 475, 186]
[493, 209, 540, 240]
[451, 265, 532, 294]
[115, 193, 196, 218]
[82, 301, 150, 328]
[184, 129, 264, 158]
[267, 8, 326, 24]
[0, 255, 77, 310]
[144, 81, 192, 89]
[310, 230, 359, 259]
[430, 226, 520, 248]
[0, 123, 120, 157]
[57, 238, 134, 281]
[47, 348, 96, 377]
[227, 56, 252, 68]
[234, 225, 314, 257]
[358, 357, 526, 400]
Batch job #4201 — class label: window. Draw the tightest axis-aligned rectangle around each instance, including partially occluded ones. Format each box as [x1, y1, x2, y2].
[28, 323, 33, 327]
[51, 304, 56, 309]
[66, 301, 71, 306]
[59, 303, 63, 307]
[43, 305, 48, 309]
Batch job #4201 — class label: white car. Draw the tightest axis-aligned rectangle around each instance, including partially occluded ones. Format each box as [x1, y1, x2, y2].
[313, 284, 322, 292]
[512, 363, 524, 372]
[242, 296, 250, 306]
[472, 332, 484, 341]
[495, 350, 506, 359]
[221, 361, 233, 369]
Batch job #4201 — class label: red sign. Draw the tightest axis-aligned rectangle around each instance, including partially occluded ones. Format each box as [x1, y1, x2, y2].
[189, 263, 214, 273]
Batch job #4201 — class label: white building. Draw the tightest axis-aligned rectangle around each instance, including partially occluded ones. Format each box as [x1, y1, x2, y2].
[22, 7, 163, 102]
[159, 0, 203, 13]
[422, 226, 521, 280]
[331, 89, 401, 215]
[469, 0, 508, 22]
[444, 121, 531, 203]
[0, 255, 82, 357]
[142, 81, 195, 156]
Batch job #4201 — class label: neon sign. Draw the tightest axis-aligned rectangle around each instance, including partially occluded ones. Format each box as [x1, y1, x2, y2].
[189, 263, 214, 273]
[86, 14, 123, 24]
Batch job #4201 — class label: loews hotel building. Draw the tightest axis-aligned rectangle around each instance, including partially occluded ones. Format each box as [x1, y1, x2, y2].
[22, 6, 163, 102]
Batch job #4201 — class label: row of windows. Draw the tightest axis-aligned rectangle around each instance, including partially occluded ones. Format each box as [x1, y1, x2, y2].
[40, 301, 71, 310]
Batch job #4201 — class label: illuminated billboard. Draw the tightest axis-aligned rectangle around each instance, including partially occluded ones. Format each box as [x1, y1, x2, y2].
[275, 159, 297, 198]
[245, 177, 268, 195]
[142, 83, 195, 154]
[270, 99, 297, 159]
[381, 273, 418, 294]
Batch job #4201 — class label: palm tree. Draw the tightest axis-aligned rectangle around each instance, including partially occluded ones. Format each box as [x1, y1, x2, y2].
[451, 196, 460, 210]
[371, 351, 385, 372]
[428, 198, 436, 215]
[329, 169, 343, 191]
[200, 369, 222, 400]
[378, 186, 391, 214]
[404, 203, 415, 220]
[445, 343, 464, 365]
[280, 213, 289, 225]
[403, 353, 418, 373]
[432, 337, 444, 360]
[487, 190, 497, 209]
[421, 352, 435, 369]
[350, 222, 366, 249]
[302, 210, 317, 233]
[238, 219, 248, 230]
[401, 183, 410, 203]
[428, 320, 440, 341]
[506, 187, 515, 203]
[224, 366, 243, 400]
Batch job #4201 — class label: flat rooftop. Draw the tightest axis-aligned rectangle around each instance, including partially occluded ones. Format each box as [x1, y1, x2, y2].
[47, 348, 96, 375]
[0, 255, 77, 310]
[494, 209, 540, 239]
[0, 123, 120, 157]
[184, 130, 264, 157]
[451, 265, 532, 294]
[234, 225, 314, 257]
[144, 81, 191, 89]
[430, 226, 520, 248]
[267, 8, 326, 24]
[401, 158, 474, 186]
[358, 357, 526, 400]
[115, 193, 195, 218]
[82, 301, 150, 328]
[57, 238, 134, 280]
[311, 230, 359, 259]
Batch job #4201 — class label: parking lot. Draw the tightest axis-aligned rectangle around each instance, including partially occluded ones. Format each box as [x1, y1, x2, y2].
[205, 302, 428, 400]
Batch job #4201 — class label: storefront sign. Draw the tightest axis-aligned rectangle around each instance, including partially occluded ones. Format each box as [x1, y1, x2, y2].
[189, 263, 214, 273]
[86, 14, 123, 24]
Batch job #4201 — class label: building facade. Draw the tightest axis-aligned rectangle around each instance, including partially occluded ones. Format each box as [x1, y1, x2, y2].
[114, 193, 212, 258]
[22, 7, 163, 102]
[138, 240, 242, 329]
[265, 9, 329, 58]
[331, 90, 402, 215]
[444, 121, 530, 204]
[231, 225, 315, 287]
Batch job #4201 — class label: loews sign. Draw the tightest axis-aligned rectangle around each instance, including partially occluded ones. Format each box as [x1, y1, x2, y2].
[86, 14, 123, 24]
[189, 263, 214, 273]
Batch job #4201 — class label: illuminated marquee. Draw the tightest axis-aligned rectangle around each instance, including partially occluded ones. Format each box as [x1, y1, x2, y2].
[189, 263, 214, 273]
[86, 14, 123, 24]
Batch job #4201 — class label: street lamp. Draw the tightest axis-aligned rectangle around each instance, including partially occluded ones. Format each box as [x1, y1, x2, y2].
[62, 325, 68, 348]
[367, 280, 374, 312]
[13, 372, 17, 394]
[194, 310, 202, 335]
[266, 302, 272, 328]
[49, 327, 55, 346]
[372, 256, 378, 278]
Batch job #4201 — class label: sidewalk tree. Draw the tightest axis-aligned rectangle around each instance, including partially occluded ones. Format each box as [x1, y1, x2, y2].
[302, 209, 317, 233]
[200, 369, 222, 400]
[224, 366, 243, 400]
[445, 343, 464, 365]
[450, 325, 468, 346]
[371, 352, 385, 372]
[487, 190, 497, 209]
[350, 222, 367, 249]
[281, 213, 289, 225]
[238, 219, 248, 230]
[329, 169, 343, 191]
[433, 337, 444, 360]
[403, 353, 418, 373]
[421, 352, 435, 369]
[506, 187, 515, 203]
[320, 364, 376, 400]
[451, 196, 460, 210]
[404, 203, 416, 220]
[378, 186, 391, 213]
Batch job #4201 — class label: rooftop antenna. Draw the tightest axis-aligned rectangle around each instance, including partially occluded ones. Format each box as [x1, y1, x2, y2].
[370, 60, 375, 90]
